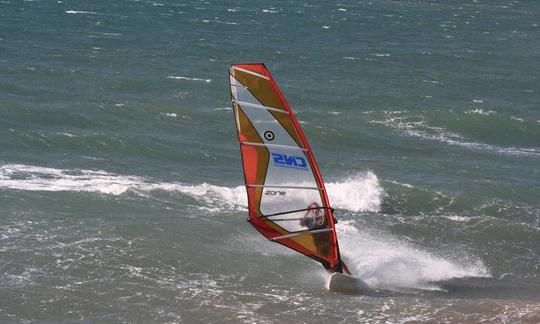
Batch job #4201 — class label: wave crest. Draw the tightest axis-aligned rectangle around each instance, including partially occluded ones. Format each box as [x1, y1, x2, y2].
[0, 164, 383, 213]
[326, 171, 383, 212]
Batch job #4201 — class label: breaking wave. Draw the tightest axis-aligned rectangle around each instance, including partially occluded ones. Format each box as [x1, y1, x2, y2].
[0, 164, 383, 213]
[326, 172, 384, 212]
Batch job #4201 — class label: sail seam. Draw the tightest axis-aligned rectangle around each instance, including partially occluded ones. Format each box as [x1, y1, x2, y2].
[233, 100, 289, 115]
[261, 206, 334, 218]
[230, 83, 248, 89]
[241, 141, 307, 151]
[246, 184, 323, 190]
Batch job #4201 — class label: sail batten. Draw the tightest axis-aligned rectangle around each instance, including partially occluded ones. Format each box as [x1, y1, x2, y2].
[241, 141, 308, 152]
[246, 184, 323, 190]
[271, 228, 334, 241]
[261, 206, 334, 218]
[229, 63, 348, 274]
[231, 66, 270, 80]
[230, 84, 248, 89]
[233, 100, 290, 114]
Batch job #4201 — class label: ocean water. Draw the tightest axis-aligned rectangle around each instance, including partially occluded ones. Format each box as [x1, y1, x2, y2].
[1, 0, 539, 322]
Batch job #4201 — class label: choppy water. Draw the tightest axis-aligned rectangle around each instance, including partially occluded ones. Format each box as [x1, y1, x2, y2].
[1, 0, 539, 322]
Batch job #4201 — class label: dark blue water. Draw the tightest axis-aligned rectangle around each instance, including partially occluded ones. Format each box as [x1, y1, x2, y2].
[1, 0, 539, 322]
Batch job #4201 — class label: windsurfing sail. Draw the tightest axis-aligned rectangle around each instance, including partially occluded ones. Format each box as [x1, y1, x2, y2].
[229, 63, 349, 274]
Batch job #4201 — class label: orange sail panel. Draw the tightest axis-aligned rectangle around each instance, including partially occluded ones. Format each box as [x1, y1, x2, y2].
[229, 63, 347, 273]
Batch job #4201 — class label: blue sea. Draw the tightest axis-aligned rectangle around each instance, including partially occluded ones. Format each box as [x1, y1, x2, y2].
[1, 0, 539, 322]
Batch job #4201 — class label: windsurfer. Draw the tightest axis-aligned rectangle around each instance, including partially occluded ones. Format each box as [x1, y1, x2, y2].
[301, 202, 331, 256]
[300, 202, 326, 230]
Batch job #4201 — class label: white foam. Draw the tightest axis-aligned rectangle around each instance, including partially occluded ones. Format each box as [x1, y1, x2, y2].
[0, 164, 145, 195]
[465, 109, 495, 115]
[163, 112, 191, 119]
[65, 10, 98, 15]
[442, 215, 471, 222]
[388, 180, 414, 189]
[166, 76, 212, 83]
[56, 132, 76, 137]
[326, 172, 384, 213]
[168, 182, 247, 211]
[0, 164, 247, 209]
[337, 220, 490, 291]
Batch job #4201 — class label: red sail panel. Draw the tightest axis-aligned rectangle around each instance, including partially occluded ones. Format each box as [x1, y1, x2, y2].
[229, 63, 348, 273]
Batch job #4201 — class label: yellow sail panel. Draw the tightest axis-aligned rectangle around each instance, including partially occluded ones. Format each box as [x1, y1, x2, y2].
[230, 66, 304, 148]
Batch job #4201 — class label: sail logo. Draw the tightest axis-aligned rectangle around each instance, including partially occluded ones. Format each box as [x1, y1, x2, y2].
[271, 153, 308, 171]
